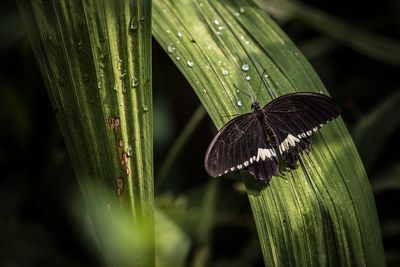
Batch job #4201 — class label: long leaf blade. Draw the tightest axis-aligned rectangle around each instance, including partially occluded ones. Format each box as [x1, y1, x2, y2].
[17, 1, 154, 266]
[153, 0, 385, 265]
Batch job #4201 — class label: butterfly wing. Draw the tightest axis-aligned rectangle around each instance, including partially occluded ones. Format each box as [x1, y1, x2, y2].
[204, 113, 278, 183]
[264, 92, 340, 168]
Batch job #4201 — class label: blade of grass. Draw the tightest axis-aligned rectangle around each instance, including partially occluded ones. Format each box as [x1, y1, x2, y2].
[352, 89, 400, 171]
[17, 1, 154, 266]
[157, 105, 206, 189]
[257, 0, 400, 66]
[153, 0, 385, 265]
[192, 181, 218, 267]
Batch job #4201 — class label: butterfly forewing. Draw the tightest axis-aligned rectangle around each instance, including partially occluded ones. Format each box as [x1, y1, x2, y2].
[204, 113, 278, 182]
[264, 92, 340, 168]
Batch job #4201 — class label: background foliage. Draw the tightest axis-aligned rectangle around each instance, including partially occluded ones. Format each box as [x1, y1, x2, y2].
[0, 0, 399, 266]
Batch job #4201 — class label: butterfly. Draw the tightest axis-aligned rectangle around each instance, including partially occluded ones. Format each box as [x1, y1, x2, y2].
[204, 92, 341, 184]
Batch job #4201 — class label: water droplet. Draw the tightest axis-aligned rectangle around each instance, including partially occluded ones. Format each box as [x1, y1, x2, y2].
[207, 45, 213, 50]
[167, 44, 176, 53]
[221, 68, 229, 76]
[77, 40, 83, 50]
[218, 26, 224, 30]
[239, 7, 245, 13]
[97, 82, 101, 88]
[235, 12, 240, 17]
[176, 56, 181, 61]
[187, 60, 194, 67]
[241, 64, 250, 71]
[126, 146, 133, 156]
[132, 77, 139, 88]
[142, 105, 149, 112]
[166, 29, 171, 34]
[199, 2, 204, 7]
[245, 75, 251, 81]
[202, 88, 207, 93]
[216, 31, 222, 35]
[237, 100, 242, 106]
[214, 19, 221, 25]
[113, 84, 118, 91]
[177, 31, 183, 38]
[129, 15, 138, 31]
[245, 41, 250, 45]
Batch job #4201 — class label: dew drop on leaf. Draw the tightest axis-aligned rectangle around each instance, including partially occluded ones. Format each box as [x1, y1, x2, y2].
[187, 60, 194, 67]
[132, 77, 139, 88]
[167, 44, 176, 53]
[127, 146, 133, 156]
[241, 64, 250, 71]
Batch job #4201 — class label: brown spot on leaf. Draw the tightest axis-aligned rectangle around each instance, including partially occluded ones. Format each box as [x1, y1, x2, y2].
[121, 152, 129, 166]
[108, 116, 121, 131]
[118, 139, 124, 148]
[116, 177, 124, 196]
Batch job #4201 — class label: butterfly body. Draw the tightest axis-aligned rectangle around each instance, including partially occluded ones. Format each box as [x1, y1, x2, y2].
[204, 92, 341, 184]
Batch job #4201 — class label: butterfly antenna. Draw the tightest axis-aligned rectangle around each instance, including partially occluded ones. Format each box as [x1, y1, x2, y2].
[256, 69, 266, 100]
[263, 72, 277, 99]
[233, 84, 253, 100]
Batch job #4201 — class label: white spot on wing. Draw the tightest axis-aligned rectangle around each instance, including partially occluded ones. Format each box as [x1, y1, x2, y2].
[244, 161, 249, 167]
[279, 134, 300, 153]
[237, 164, 243, 169]
[256, 148, 275, 161]
[230, 167, 235, 171]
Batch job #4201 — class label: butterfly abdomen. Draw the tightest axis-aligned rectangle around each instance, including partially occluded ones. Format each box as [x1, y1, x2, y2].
[256, 110, 279, 148]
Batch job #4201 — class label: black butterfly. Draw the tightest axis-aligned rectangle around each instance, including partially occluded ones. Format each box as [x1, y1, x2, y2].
[204, 92, 341, 184]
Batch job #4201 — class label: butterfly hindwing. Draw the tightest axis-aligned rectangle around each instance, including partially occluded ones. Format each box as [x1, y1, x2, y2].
[204, 113, 278, 182]
[264, 92, 340, 168]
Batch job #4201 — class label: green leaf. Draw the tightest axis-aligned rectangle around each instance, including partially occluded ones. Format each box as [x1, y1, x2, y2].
[153, 0, 385, 266]
[257, 0, 400, 65]
[352, 89, 400, 171]
[17, 1, 154, 266]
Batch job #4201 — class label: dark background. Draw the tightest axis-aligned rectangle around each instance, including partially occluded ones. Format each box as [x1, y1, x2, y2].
[1, 0, 399, 266]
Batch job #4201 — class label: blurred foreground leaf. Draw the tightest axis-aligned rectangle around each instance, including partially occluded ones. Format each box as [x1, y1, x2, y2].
[155, 209, 190, 267]
[153, 0, 385, 265]
[18, 1, 154, 266]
